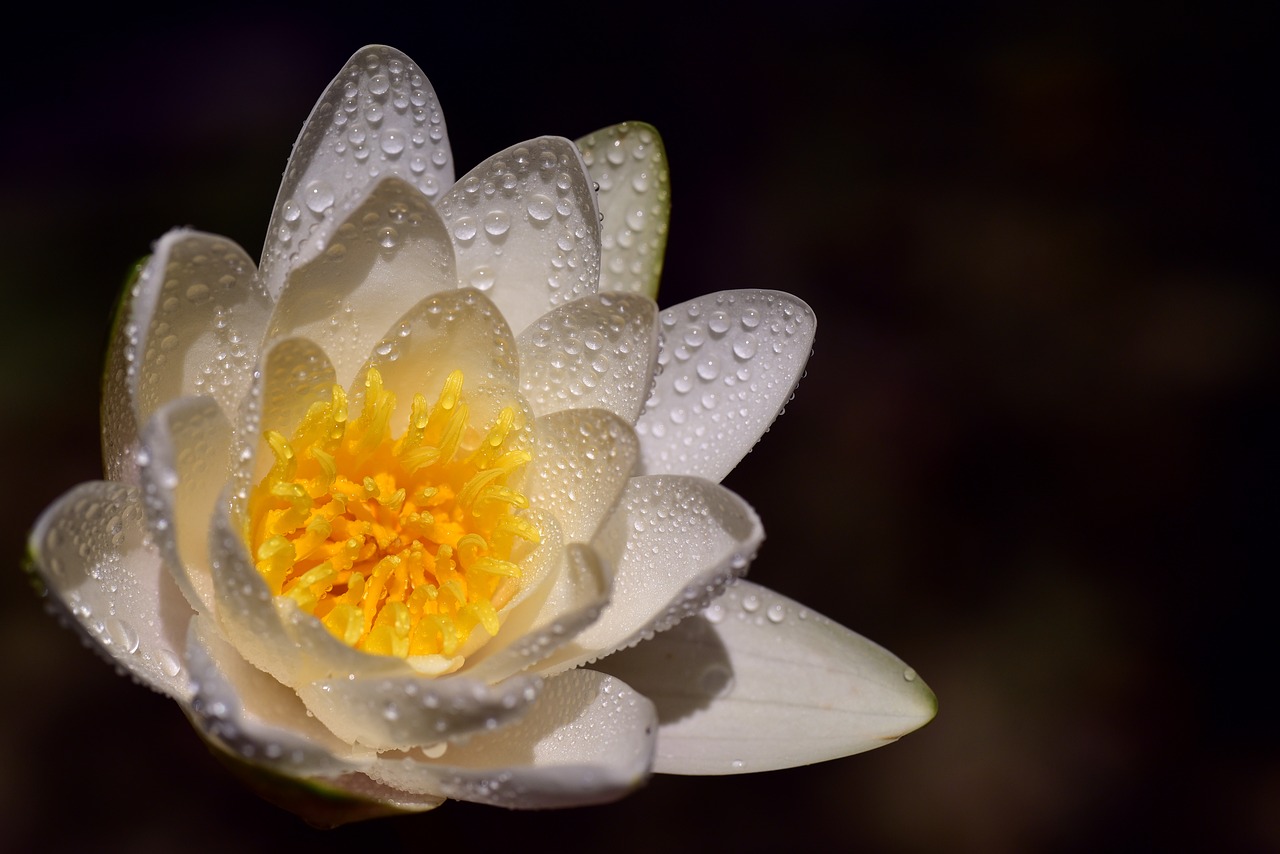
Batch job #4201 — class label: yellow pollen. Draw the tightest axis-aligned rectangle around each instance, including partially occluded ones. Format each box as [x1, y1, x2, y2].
[248, 367, 540, 669]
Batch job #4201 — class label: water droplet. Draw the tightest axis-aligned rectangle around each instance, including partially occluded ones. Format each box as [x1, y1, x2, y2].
[469, 266, 495, 290]
[282, 201, 301, 223]
[304, 180, 335, 213]
[904, 668, 917, 682]
[453, 216, 477, 241]
[766, 603, 785, 623]
[742, 593, 760, 613]
[369, 73, 390, 95]
[732, 336, 758, 360]
[105, 617, 140, 654]
[696, 357, 721, 381]
[526, 194, 554, 222]
[159, 649, 182, 677]
[484, 210, 511, 236]
[380, 130, 405, 155]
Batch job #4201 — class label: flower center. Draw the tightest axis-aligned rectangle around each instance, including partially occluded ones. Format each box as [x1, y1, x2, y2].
[247, 367, 539, 672]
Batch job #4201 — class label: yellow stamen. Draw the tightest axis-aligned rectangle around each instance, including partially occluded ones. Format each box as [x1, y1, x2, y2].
[247, 367, 539, 666]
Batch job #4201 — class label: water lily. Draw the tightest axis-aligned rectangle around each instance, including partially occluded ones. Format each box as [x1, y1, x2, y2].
[27, 45, 935, 821]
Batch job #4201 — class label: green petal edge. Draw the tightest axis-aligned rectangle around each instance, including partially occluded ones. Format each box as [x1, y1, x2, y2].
[575, 122, 670, 300]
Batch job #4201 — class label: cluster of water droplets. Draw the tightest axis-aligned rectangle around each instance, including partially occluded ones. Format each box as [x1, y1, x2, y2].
[436, 138, 599, 313]
[264, 47, 453, 295]
[635, 291, 816, 480]
[36, 483, 186, 692]
[577, 122, 669, 296]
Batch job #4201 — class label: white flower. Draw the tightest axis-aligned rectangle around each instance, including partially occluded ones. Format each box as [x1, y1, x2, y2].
[28, 45, 934, 821]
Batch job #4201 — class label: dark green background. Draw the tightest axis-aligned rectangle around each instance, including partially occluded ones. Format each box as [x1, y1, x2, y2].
[2, 4, 1273, 851]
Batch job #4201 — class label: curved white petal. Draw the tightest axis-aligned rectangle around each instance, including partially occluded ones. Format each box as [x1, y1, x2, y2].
[208, 495, 299, 685]
[267, 177, 457, 389]
[535, 475, 761, 675]
[258, 337, 337, 439]
[295, 664, 543, 752]
[517, 292, 660, 422]
[598, 580, 937, 774]
[101, 261, 144, 484]
[138, 395, 232, 616]
[636, 290, 815, 483]
[356, 287, 520, 411]
[576, 122, 670, 298]
[126, 230, 271, 428]
[463, 543, 611, 684]
[28, 481, 193, 700]
[526, 408, 639, 543]
[260, 45, 454, 299]
[361, 668, 656, 808]
[436, 136, 600, 335]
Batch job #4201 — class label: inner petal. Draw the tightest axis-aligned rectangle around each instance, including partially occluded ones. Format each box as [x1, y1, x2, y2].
[247, 366, 540, 671]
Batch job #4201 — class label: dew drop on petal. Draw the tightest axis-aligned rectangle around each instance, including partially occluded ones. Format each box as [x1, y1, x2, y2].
[304, 180, 335, 213]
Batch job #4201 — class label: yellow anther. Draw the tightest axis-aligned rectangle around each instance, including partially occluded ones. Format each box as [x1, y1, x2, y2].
[247, 367, 539, 664]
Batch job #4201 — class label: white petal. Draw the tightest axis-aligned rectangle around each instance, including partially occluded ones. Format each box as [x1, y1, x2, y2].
[356, 288, 520, 411]
[184, 616, 446, 820]
[101, 261, 144, 484]
[436, 137, 600, 335]
[636, 290, 816, 482]
[260, 45, 454, 299]
[294, 662, 543, 752]
[208, 495, 299, 685]
[127, 230, 271, 427]
[517, 292, 659, 422]
[576, 122, 670, 298]
[464, 543, 611, 683]
[267, 177, 457, 389]
[535, 475, 761, 674]
[137, 396, 231, 616]
[361, 668, 656, 808]
[185, 614, 362, 772]
[258, 337, 336, 438]
[599, 580, 937, 774]
[525, 408, 639, 542]
[28, 482, 193, 700]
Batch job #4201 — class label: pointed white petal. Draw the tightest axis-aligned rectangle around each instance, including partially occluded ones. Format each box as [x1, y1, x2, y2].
[535, 475, 761, 675]
[636, 290, 815, 482]
[517, 292, 660, 422]
[576, 122, 670, 298]
[362, 669, 656, 808]
[137, 396, 232, 616]
[267, 177, 457, 389]
[525, 408, 639, 543]
[28, 482, 193, 700]
[126, 230, 271, 428]
[260, 45, 454, 298]
[437, 137, 600, 335]
[599, 580, 937, 774]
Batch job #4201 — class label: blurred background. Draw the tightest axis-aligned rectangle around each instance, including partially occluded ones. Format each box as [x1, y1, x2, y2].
[1, 4, 1273, 852]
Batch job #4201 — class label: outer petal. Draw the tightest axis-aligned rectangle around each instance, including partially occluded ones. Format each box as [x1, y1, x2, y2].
[636, 290, 816, 483]
[137, 395, 232, 616]
[101, 260, 144, 484]
[534, 475, 762, 675]
[185, 616, 445, 823]
[525, 408, 639, 543]
[576, 122, 670, 298]
[436, 137, 600, 335]
[360, 668, 656, 809]
[267, 177, 457, 389]
[27, 481, 193, 700]
[127, 230, 271, 426]
[260, 45, 454, 299]
[517, 292, 660, 423]
[598, 580, 937, 774]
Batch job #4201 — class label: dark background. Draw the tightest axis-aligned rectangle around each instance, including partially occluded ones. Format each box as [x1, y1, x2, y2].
[1, 4, 1273, 852]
